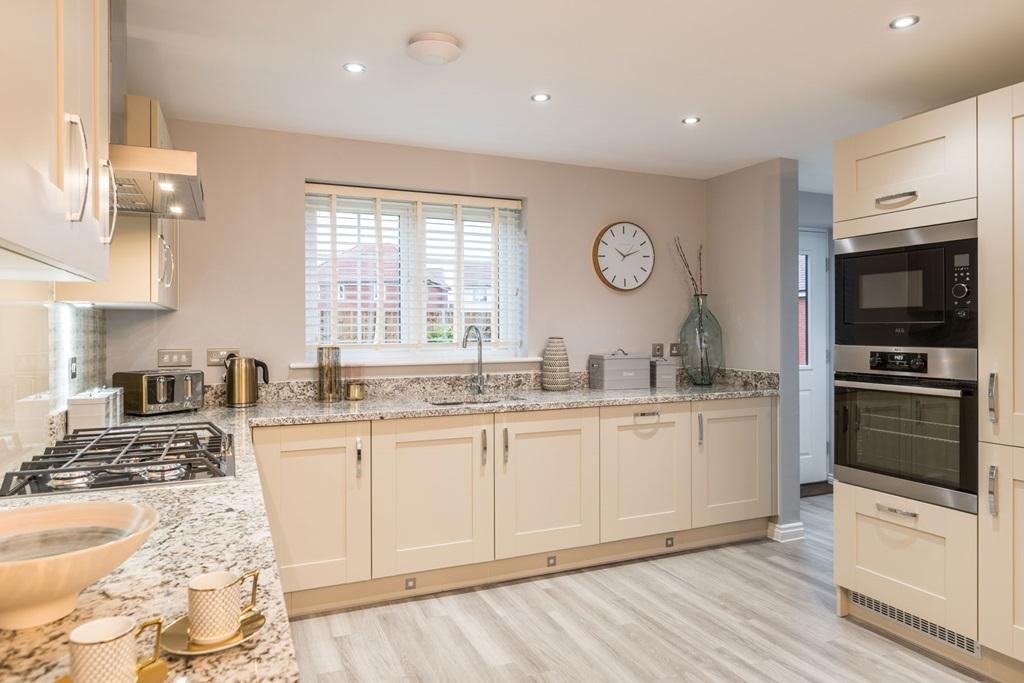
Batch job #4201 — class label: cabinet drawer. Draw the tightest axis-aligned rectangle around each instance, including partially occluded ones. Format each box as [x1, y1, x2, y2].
[833, 98, 977, 232]
[834, 482, 977, 639]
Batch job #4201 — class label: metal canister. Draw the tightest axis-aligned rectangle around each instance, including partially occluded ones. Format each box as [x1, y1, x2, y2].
[317, 346, 343, 402]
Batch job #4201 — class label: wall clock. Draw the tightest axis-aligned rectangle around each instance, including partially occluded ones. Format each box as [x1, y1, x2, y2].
[592, 221, 655, 291]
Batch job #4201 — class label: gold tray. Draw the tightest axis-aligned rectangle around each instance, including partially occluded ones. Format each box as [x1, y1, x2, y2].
[160, 609, 266, 656]
[56, 656, 168, 682]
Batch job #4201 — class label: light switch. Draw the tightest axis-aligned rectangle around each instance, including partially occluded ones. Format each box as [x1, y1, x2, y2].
[157, 349, 192, 368]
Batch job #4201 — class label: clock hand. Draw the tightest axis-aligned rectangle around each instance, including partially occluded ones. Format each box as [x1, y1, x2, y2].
[613, 247, 627, 260]
[622, 248, 640, 258]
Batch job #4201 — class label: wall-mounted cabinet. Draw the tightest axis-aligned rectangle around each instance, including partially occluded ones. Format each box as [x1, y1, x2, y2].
[833, 97, 977, 239]
[252, 422, 371, 592]
[0, 0, 111, 281]
[691, 397, 773, 527]
[55, 213, 178, 309]
[599, 403, 692, 542]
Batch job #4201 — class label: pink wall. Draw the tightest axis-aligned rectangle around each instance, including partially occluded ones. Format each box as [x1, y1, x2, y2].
[106, 121, 706, 379]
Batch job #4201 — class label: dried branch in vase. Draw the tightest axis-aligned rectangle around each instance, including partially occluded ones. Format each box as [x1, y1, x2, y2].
[673, 237, 705, 296]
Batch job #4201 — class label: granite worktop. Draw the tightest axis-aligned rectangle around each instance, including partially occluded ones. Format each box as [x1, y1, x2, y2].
[0, 374, 776, 682]
[0, 409, 300, 683]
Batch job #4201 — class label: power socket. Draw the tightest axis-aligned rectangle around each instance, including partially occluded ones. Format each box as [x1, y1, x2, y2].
[207, 348, 240, 366]
[669, 342, 681, 357]
[651, 343, 664, 359]
[405, 578, 417, 590]
[157, 349, 192, 368]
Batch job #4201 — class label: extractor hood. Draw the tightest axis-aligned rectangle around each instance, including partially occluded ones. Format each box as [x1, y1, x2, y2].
[110, 143, 205, 220]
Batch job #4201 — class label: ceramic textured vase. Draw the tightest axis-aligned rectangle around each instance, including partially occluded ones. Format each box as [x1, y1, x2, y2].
[679, 294, 723, 386]
[541, 337, 572, 391]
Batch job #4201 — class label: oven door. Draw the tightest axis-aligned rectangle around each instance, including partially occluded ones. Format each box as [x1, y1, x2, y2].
[834, 374, 978, 513]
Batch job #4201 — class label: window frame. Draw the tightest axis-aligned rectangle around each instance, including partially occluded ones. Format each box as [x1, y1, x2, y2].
[304, 183, 526, 361]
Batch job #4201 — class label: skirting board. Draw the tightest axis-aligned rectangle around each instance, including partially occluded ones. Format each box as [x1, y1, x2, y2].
[767, 521, 805, 543]
[287, 517, 770, 618]
[840, 588, 1024, 682]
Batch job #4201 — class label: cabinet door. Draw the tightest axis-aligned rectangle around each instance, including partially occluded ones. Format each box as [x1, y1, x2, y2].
[252, 422, 371, 592]
[600, 403, 691, 542]
[979, 443, 1024, 661]
[836, 482, 977, 639]
[691, 397, 773, 527]
[979, 82, 1024, 447]
[494, 408, 599, 559]
[833, 97, 977, 235]
[92, 0, 112, 238]
[372, 415, 494, 578]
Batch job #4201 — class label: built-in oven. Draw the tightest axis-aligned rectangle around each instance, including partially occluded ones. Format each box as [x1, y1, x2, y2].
[834, 220, 976, 348]
[833, 347, 977, 513]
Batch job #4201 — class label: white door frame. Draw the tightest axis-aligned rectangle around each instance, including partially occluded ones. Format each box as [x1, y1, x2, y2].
[798, 227, 834, 483]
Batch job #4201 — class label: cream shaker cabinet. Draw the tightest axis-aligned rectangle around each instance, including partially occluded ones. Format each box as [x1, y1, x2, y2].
[833, 97, 977, 239]
[494, 409, 600, 559]
[835, 482, 978, 640]
[56, 214, 178, 308]
[252, 423, 372, 592]
[978, 82, 1024, 447]
[691, 397, 773, 528]
[978, 443, 1024, 661]
[599, 403, 692, 542]
[371, 414, 494, 578]
[0, 0, 110, 280]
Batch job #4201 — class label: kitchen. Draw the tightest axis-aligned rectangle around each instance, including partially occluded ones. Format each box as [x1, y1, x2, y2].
[2, 2, 1024, 682]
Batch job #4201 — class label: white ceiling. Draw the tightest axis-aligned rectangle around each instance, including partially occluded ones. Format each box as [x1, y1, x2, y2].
[126, 0, 1024, 193]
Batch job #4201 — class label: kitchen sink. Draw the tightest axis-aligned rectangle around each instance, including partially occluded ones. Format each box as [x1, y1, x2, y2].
[426, 395, 525, 406]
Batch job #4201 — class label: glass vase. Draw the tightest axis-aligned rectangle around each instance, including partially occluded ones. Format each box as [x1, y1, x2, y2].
[679, 294, 723, 386]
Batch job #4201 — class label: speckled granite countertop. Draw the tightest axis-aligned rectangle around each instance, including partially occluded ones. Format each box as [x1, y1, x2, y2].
[0, 410, 300, 683]
[242, 383, 778, 428]
[0, 380, 775, 682]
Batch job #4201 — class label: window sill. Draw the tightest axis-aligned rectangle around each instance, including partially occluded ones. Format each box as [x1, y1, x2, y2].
[289, 355, 543, 370]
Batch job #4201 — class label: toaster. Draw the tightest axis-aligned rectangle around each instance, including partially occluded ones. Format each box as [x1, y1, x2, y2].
[113, 370, 204, 416]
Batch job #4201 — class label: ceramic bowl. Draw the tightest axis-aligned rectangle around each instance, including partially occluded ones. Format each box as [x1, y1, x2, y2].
[0, 501, 159, 630]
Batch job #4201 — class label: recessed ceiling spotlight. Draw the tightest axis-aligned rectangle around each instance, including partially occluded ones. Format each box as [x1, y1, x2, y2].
[343, 62, 367, 73]
[530, 93, 551, 103]
[158, 181, 174, 192]
[406, 32, 462, 66]
[169, 205, 183, 215]
[889, 15, 919, 29]
[681, 116, 701, 125]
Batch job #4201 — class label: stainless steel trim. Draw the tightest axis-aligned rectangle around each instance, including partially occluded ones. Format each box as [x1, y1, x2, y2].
[833, 345, 977, 381]
[988, 372, 998, 423]
[834, 219, 977, 255]
[356, 437, 363, 478]
[875, 190, 918, 207]
[834, 379, 962, 398]
[697, 413, 704, 444]
[503, 427, 509, 465]
[988, 465, 998, 516]
[834, 465, 977, 514]
[636, 411, 660, 418]
[481, 429, 487, 466]
[875, 502, 919, 519]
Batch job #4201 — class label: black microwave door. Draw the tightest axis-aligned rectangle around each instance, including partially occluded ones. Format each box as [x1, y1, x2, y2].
[840, 248, 946, 326]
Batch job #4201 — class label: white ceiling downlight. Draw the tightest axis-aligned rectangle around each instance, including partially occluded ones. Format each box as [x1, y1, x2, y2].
[343, 62, 367, 73]
[889, 15, 920, 29]
[530, 93, 551, 103]
[682, 116, 701, 125]
[406, 32, 462, 66]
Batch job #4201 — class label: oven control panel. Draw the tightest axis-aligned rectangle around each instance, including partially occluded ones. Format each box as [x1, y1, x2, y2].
[869, 351, 928, 373]
[952, 252, 973, 314]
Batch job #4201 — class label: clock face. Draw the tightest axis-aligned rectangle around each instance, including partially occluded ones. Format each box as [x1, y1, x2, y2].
[592, 222, 655, 291]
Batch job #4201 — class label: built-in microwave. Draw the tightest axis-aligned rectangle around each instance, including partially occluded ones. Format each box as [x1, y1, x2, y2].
[834, 220, 976, 348]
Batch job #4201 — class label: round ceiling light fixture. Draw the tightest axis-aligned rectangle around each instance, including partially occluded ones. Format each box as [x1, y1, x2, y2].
[530, 92, 551, 103]
[681, 115, 701, 125]
[406, 32, 462, 66]
[888, 15, 919, 29]
[343, 62, 367, 73]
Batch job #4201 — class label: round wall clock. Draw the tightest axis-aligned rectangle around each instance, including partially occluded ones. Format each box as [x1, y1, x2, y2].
[592, 221, 655, 291]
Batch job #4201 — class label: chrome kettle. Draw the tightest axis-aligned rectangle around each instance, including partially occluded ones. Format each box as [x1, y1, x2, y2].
[223, 354, 269, 408]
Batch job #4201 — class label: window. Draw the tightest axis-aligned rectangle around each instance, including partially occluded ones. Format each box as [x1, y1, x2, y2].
[304, 184, 525, 359]
[798, 252, 808, 366]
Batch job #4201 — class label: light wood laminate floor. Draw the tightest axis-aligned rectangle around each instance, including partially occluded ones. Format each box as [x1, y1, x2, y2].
[290, 496, 983, 682]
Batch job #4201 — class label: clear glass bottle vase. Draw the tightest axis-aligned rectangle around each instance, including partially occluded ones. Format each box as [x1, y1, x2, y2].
[679, 294, 723, 386]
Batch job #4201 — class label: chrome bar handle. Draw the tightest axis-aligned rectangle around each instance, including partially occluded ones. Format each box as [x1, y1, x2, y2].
[65, 113, 90, 222]
[875, 502, 918, 519]
[481, 429, 487, 466]
[874, 190, 918, 208]
[635, 411, 660, 418]
[502, 427, 509, 465]
[697, 412, 704, 445]
[356, 437, 363, 478]
[989, 465, 998, 516]
[988, 372, 998, 423]
[101, 159, 118, 243]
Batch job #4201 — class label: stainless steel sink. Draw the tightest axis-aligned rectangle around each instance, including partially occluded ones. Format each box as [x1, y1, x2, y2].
[426, 395, 524, 406]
